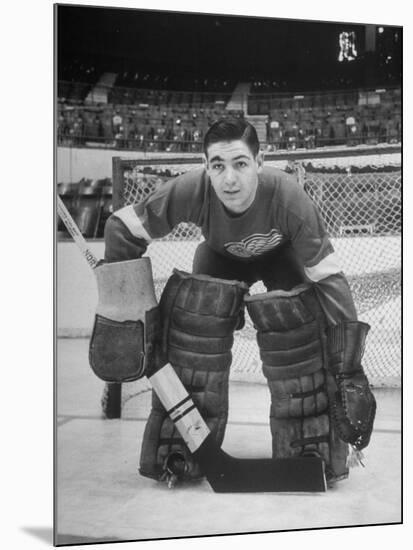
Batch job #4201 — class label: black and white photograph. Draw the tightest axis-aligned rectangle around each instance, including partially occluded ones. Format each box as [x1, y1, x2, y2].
[51, 0, 402, 546]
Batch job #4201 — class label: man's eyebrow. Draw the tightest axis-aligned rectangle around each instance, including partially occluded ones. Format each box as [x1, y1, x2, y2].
[233, 154, 251, 161]
[209, 154, 251, 163]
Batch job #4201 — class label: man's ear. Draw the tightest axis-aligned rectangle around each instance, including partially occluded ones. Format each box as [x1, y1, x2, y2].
[203, 154, 209, 171]
[256, 150, 264, 173]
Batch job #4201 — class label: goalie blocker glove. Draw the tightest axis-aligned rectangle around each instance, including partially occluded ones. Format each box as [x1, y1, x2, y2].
[89, 258, 159, 383]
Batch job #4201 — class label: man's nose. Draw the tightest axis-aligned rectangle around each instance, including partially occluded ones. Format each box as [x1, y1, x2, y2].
[223, 166, 237, 186]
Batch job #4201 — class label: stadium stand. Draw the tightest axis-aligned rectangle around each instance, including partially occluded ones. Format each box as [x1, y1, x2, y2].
[57, 73, 401, 151]
[57, 58, 401, 240]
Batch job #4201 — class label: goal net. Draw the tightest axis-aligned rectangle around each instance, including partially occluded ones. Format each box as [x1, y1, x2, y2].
[103, 146, 401, 417]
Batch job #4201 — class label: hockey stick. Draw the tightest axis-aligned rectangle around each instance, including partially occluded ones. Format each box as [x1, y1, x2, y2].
[57, 196, 100, 269]
[149, 363, 326, 492]
[57, 195, 326, 493]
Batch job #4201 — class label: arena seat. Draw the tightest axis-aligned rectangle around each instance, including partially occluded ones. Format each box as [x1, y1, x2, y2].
[74, 185, 103, 239]
[57, 76, 401, 150]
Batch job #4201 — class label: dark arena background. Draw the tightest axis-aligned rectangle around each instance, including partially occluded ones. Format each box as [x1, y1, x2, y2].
[57, 6, 401, 156]
[55, 4, 402, 544]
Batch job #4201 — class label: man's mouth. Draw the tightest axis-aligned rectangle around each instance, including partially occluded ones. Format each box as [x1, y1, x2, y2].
[224, 190, 240, 195]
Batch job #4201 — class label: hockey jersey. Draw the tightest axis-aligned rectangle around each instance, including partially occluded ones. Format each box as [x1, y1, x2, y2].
[104, 165, 357, 323]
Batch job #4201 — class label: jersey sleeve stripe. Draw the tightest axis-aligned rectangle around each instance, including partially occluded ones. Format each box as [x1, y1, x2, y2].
[304, 252, 342, 282]
[113, 205, 152, 242]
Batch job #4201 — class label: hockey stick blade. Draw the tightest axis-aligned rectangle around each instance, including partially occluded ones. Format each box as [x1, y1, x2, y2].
[194, 436, 327, 493]
[150, 363, 326, 493]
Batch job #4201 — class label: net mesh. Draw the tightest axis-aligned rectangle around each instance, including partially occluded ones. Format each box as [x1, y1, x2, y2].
[304, 168, 401, 386]
[113, 149, 401, 407]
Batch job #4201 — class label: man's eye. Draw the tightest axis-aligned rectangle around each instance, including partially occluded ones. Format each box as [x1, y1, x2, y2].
[237, 161, 247, 168]
[211, 164, 223, 171]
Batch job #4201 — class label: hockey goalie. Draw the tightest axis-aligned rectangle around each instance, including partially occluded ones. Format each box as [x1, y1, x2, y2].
[90, 118, 376, 489]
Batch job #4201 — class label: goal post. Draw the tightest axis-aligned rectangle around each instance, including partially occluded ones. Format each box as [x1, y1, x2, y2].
[103, 145, 401, 418]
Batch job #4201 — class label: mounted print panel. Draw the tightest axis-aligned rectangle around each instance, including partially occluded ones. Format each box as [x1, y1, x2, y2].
[55, 3, 402, 546]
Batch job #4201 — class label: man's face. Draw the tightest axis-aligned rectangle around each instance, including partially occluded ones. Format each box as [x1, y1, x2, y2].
[205, 140, 263, 214]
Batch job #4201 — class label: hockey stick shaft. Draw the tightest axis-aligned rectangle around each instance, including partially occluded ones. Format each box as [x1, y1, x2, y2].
[148, 364, 210, 452]
[57, 195, 100, 269]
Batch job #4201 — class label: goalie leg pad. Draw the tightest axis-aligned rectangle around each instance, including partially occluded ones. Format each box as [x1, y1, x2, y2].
[89, 258, 159, 382]
[245, 285, 349, 483]
[139, 270, 248, 482]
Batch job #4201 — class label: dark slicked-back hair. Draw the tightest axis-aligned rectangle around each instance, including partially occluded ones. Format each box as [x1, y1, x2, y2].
[203, 118, 260, 158]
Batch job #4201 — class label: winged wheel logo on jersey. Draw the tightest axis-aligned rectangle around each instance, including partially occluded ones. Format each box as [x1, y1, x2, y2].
[224, 228, 284, 258]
